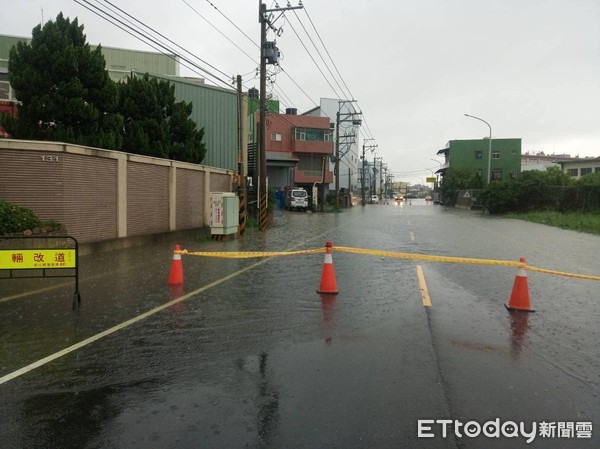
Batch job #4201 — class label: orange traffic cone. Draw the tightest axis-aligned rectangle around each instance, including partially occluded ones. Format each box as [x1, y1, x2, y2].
[505, 258, 534, 312]
[317, 241, 339, 295]
[168, 244, 184, 286]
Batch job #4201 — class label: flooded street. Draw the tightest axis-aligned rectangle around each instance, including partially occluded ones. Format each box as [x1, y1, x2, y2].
[1, 201, 599, 448]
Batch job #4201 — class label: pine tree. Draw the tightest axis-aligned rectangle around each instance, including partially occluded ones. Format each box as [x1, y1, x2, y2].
[4, 13, 123, 149]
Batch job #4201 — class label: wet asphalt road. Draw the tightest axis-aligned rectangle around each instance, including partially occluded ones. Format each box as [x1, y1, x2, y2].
[1, 200, 599, 449]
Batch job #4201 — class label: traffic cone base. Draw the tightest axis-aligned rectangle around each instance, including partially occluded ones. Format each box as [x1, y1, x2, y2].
[168, 244, 184, 286]
[317, 242, 339, 295]
[505, 258, 533, 312]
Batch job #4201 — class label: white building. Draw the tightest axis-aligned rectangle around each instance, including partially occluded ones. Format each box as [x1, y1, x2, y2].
[304, 98, 361, 194]
[555, 157, 600, 179]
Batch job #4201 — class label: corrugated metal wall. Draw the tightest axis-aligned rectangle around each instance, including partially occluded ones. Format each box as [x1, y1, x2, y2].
[167, 78, 238, 171]
[1, 141, 232, 244]
[176, 168, 206, 229]
[0, 149, 65, 222]
[63, 153, 118, 242]
[210, 172, 230, 193]
[102, 46, 178, 81]
[126, 162, 170, 237]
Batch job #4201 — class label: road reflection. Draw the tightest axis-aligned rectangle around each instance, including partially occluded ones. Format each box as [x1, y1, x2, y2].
[508, 311, 530, 361]
[320, 295, 337, 345]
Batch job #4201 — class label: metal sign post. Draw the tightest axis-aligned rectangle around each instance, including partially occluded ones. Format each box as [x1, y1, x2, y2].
[0, 236, 81, 309]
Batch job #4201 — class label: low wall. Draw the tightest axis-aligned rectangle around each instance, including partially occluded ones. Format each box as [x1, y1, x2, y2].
[455, 189, 483, 210]
[0, 139, 233, 243]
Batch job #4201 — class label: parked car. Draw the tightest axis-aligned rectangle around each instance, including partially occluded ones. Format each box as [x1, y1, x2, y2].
[371, 195, 379, 204]
[285, 188, 309, 211]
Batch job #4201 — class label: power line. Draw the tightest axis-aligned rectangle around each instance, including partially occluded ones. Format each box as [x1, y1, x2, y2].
[291, 10, 349, 100]
[103, 0, 231, 80]
[181, 0, 259, 64]
[75, 0, 234, 89]
[202, 0, 259, 48]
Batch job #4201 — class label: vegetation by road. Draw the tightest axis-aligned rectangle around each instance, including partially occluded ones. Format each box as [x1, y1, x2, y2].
[440, 167, 600, 235]
[507, 211, 600, 235]
[0, 199, 61, 235]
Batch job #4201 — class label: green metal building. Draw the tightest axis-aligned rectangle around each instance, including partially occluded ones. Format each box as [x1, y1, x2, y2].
[437, 138, 522, 182]
[1, 34, 240, 170]
[151, 74, 239, 170]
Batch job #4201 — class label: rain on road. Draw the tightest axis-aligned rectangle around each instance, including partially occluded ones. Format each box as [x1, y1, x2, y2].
[1, 200, 598, 448]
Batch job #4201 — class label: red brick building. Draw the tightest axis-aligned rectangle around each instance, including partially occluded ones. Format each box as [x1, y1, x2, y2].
[0, 101, 16, 137]
[263, 109, 334, 191]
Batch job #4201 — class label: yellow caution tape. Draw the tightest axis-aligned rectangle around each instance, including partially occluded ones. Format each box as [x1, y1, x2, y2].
[332, 246, 523, 268]
[177, 248, 323, 259]
[524, 266, 600, 281]
[176, 246, 600, 281]
[332, 246, 600, 281]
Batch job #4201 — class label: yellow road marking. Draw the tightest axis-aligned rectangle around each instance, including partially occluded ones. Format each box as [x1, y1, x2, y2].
[416, 265, 432, 307]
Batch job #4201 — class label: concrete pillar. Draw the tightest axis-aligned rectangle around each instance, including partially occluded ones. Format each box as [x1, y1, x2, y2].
[117, 156, 127, 238]
[169, 164, 177, 231]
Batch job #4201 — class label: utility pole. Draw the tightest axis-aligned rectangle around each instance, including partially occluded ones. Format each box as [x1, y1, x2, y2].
[382, 164, 388, 200]
[236, 75, 246, 235]
[258, 2, 268, 231]
[335, 100, 360, 207]
[373, 156, 380, 199]
[361, 139, 376, 206]
[379, 159, 384, 198]
[258, 1, 303, 230]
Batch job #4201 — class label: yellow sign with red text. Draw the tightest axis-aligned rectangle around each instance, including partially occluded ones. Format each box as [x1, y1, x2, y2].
[0, 249, 76, 270]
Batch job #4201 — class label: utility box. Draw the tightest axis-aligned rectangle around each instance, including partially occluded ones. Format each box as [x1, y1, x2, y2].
[209, 192, 239, 236]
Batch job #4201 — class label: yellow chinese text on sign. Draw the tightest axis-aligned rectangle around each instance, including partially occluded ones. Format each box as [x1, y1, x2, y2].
[0, 249, 76, 270]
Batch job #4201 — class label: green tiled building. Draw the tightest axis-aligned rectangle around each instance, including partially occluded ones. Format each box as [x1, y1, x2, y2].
[437, 138, 522, 182]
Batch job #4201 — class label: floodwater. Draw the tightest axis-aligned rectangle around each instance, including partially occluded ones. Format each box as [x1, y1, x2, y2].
[1, 200, 598, 448]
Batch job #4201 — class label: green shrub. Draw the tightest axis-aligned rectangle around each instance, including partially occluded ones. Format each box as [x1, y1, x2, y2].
[0, 199, 42, 234]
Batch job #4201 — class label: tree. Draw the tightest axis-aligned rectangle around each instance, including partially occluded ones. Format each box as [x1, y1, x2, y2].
[117, 74, 206, 164]
[3, 13, 122, 149]
[439, 167, 482, 205]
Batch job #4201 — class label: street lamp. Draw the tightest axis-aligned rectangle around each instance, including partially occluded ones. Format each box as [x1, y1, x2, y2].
[464, 113, 492, 184]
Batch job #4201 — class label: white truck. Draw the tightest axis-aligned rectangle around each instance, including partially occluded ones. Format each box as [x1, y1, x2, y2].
[285, 188, 309, 211]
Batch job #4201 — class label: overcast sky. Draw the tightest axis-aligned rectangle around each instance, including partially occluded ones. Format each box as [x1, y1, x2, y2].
[2, 0, 599, 183]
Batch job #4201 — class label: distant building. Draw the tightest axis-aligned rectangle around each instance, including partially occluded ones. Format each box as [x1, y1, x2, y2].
[260, 108, 334, 191]
[436, 138, 522, 182]
[0, 34, 179, 82]
[521, 151, 572, 172]
[554, 157, 600, 179]
[305, 98, 361, 193]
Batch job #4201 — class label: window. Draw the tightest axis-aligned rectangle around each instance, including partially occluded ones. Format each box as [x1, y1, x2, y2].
[475, 151, 483, 160]
[595, 167, 600, 173]
[510, 168, 518, 178]
[492, 151, 500, 159]
[567, 168, 579, 177]
[0, 81, 10, 100]
[271, 133, 282, 141]
[294, 128, 332, 142]
[580, 167, 592, 176]
[491, 168, 502, 180]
